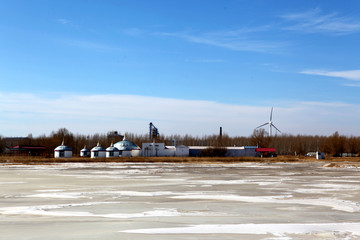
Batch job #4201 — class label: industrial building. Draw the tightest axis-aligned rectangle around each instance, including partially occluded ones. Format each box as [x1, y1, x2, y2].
[188, 146, 277, 157]
[50, 124, 278, 158]
[142, 142, 189, 157]
[188, 146, 257, 157]
[10, 145, 46, 156]
[51, 140, 277, 158]
[256, 148, 277, 157]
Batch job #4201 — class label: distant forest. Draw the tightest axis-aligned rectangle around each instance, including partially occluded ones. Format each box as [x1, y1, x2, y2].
[0, 128, 358, 157]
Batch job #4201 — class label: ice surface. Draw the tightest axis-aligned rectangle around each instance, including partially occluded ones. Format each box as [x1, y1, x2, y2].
[170, 194, 360, 212]
[0, 204, 201, 218]
[122, 222, 360, 236]
[1, 162, 360, 240]
[24, 192, 87, 199]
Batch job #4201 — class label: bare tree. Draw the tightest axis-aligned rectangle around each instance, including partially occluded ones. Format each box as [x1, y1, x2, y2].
[250, 129, 271, 148]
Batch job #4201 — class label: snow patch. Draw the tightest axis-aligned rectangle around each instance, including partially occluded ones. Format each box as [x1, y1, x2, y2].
[122, 222, 360, 236]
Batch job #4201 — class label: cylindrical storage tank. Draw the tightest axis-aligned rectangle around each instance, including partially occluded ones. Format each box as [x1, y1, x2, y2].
[54, 142, 72, 158]
[80, 146, 90, 157]
[106, 143, 120, 158]
[114, 135, 141, 157]
[91, 142, 106, 158]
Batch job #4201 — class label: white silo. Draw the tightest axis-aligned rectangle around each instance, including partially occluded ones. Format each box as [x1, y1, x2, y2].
[54, 141, 72, 158]
[106, 143, 120, 158]
[114, 135, 141, 157]
[80, 146, 90, 157]
[91, 142, 106, 158]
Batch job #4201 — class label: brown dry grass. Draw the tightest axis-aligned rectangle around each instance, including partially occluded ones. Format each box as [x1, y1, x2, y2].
[2, 155, 360, 165]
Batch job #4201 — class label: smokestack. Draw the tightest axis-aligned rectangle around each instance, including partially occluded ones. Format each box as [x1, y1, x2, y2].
[220, 127, 222, 138]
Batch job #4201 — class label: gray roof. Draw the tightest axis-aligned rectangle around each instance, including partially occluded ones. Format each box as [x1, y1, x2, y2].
[54, 145, 72, 151]
[80, 148, 90, 152]
[106, 146, 120, 152]
[114, 140, 140, 151]
[91, 142, 106, 152]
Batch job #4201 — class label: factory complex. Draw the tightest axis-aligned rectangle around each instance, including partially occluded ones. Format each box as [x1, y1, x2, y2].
[54, 135, 277, 159]
[5, 123, 294, 159]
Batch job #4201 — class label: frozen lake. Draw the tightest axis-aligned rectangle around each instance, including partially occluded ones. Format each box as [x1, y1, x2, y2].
[1, 162, 360, 239]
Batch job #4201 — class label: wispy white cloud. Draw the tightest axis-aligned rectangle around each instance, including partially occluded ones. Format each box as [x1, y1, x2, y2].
[120, 24, 285, 53]
[60, 39, 122, 52]
[55, 17, 116, 52]
[301, 69, 360, 81]
[159, 31, 286, 54]
[56, 18, 71, 25]
[122, 28, 146, 37]
[186, 59, 225, 63]
[343, 83, 360, 87]
[299, 101, 351, 108]
[0, 92, 360, 137]
[281, 8, 360, 35]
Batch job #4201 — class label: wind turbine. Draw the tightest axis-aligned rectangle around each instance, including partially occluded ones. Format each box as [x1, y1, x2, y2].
[256, 107, 281, 137]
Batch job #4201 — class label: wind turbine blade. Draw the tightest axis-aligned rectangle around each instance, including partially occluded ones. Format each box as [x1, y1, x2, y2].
[271, 124, 281, 133]
[270, 107, 273, 121]
[256, 123, 269, 129]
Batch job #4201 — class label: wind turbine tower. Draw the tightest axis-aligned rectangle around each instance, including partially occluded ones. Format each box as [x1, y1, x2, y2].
[256, 107, 281, 137]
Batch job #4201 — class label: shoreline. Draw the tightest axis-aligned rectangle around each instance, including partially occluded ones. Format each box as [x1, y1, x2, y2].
[1, 155, 360, 167]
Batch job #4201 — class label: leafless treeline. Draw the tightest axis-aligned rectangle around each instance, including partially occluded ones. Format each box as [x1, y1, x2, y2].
[1, 128, 359, 157]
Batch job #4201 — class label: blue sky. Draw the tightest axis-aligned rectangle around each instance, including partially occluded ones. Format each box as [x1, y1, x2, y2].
[1, 0, 360, 137]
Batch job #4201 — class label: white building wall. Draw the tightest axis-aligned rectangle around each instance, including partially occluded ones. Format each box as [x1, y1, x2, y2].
[54, 150, 72, 158]
[176, 145, 189, 156]
[131, 149, 141, 157]
[80, 151, 90, 157]
[91, 151, 106, 158]
[106, 151, 120, 158]
[54, 151, 60, 158]
[142, 143, 189, 157]
[142, 143, 172, 157]
[118, 149, 141, 157]
[120, 150, 132, 157]
[316, 152, 325, 160]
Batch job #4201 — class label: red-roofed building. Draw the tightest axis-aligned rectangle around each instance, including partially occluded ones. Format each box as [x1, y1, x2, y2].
[10, 145, 47, 156]
[256, 148, 277, 157]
